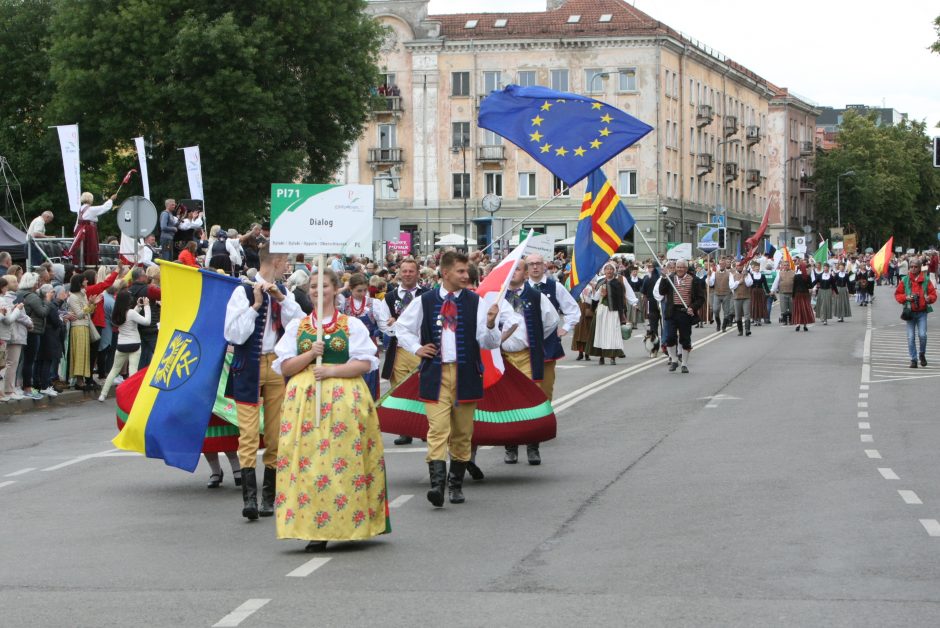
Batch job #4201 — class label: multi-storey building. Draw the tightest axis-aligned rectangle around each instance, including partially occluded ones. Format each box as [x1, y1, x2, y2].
[815, 104, 909, 151]
[350, 0, 818, 257]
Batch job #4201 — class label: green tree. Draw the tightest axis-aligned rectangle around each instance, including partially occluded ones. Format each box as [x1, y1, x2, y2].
[814, 111, 940, 250]
[44, 0, 382, 234]
[931, 15, 940, 55]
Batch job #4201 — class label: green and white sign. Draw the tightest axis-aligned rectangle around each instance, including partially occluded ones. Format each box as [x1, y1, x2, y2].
[270, 183, 373, 255]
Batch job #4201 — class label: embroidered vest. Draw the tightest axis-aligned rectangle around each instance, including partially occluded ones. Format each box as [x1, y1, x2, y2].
[380, 285, 428, 380]
[296, 315, 350, 365]
[505, 285, 545, 381]
[417, 290, 483, 402]
[535, 277, 564, 360]
[230, 283, 287, 404]
[714, 271, 731, 296]
[733, 272, 749, 299]
[778, 270, 795, 294]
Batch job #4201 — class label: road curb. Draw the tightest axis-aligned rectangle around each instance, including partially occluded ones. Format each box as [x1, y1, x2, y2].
[0, 387, 113, 420]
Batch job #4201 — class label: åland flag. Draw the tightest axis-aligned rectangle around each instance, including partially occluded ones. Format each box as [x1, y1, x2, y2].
[479, 85, 653, 187]
[568, 170, 636, 299]
[113, 262, 241, 471]
[870, 236, 894, 278]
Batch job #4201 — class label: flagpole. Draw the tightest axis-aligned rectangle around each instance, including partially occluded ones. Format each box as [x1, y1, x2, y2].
[480, 190, 568, 255]
[634, 228, 690, 311]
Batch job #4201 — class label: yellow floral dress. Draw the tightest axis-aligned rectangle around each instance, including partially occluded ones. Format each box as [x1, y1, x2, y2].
[274, 313, 390, 542]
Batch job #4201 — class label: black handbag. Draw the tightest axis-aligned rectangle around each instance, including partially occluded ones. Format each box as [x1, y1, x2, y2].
[901, 304, 913, 321]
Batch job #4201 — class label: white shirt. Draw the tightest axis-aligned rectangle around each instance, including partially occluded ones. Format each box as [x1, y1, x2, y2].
[179, 216, 204, 231]
[591, 276, 639, 307]
[344, 296, 393, 335]
[527, 275, 581, 332]
[272, 314, 379, 375]
[226, 239, 244, 267]
[116, 306, 151, 346]
[501, 288, 560, 353]
[74, 200, 113, 229]
[224, 281, 304, 353]
[28, 216, 46, 238]
[393, 287, 502, 363]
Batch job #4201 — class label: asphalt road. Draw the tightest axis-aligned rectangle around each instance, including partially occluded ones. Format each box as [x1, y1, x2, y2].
[2, 284, 940, 627]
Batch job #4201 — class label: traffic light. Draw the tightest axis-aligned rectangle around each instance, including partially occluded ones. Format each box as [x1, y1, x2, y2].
[717, 227, 727, 250]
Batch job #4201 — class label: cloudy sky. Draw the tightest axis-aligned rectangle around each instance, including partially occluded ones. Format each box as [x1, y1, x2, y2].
[425, 0, 940, 130]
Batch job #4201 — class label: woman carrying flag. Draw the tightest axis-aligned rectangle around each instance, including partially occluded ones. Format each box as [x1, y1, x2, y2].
[65, 191, 117, 267]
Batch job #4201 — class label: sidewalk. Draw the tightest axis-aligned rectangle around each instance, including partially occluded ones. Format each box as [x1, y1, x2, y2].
[0, 386, 114, 420]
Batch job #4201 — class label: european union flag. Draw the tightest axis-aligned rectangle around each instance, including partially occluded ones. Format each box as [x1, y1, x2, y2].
[569, 170, 636, 299]
[479, 85, 653, 187]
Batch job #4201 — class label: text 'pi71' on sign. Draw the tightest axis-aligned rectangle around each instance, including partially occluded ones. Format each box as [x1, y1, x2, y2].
[269, 184, 374, 256]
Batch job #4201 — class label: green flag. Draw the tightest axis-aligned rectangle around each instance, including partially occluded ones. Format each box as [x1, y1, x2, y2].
[813, 240, 829, 265]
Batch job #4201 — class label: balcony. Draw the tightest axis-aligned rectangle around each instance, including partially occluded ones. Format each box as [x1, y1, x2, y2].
[799, 140, 814, 156]
[723, 162, 739, 182]
[696, 153, 713, 176]
[476, 145, 505, 163]
[799, 174, 815, 193]
[746, 169, 762, 189]
[723, 115, 738, 138]
[371, 96, 404, 118]
[367, 147, 404, 168]
[696, 105, 713, 128]
[746, 125, 761, 145]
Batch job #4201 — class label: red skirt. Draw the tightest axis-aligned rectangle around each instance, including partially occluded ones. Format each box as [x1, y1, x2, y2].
[791, 293, 815, 325]
[377, 363, 557, 446]
[67, 221, 100, 266]
[749, 287, 768, 319]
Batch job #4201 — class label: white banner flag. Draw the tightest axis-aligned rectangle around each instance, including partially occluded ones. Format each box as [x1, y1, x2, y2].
[183, 146, 204, 201]
[133, 137, 151, 200]
[56, 124, 81, 214]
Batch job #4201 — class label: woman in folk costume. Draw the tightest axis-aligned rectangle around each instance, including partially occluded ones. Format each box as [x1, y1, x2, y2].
[586, 263, 635, 365]
[747, 260, 769, 327]
[813, 263, 837, 325]
[272, 268, 389, 553]
[832, 262, 853, 322]
[340, 273, 391, 400]
[624, 265, 646, 329]
[65, 191, 117, 267]
[791, 261, 816, 332]
[571, 281, 595, 361]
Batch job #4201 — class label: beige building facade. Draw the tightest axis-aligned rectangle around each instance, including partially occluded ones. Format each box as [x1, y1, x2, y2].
[351, 0, 818, 257]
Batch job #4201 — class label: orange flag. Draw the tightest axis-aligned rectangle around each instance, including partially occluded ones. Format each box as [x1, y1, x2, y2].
[870, 237, 894, 278]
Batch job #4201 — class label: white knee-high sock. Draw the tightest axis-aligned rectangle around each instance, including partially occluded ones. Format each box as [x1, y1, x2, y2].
[204, 452, 221, 475]
[224, 450, 241, 472]
[667, 346, 678, 362]
[681, 349, 690, 366]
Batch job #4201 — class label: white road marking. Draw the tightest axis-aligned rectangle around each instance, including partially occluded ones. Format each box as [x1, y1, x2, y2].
[0, 481, 15, 489]
[554, 365, 585, 370]
[920, 519, 940, 537]
[858, 412, 869, 418]
[858, 422, 870, 429]
[859, 385, 869, 390]
[700, 394, 739, 409]
[4, 468, 36, 477]
[41, 448, 119, 472]
[860, 434, 874, 443]
[213, 599, 271, 627]
[898, 490, 923, 505]
[389, 494, 413, 508]
[865, 450, 881, 459]
[878, 468, 900, 480]
[385, 447, 427, 454]
[858, 402, 868, 408]
[285, 557, 331, 578]
[858, 392, 869, 399]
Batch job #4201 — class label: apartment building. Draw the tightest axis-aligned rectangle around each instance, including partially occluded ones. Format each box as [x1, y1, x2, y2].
[352, 0, 818, 255]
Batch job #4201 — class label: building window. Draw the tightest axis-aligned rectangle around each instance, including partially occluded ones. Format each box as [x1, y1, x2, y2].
[551, 69, 569, 92]
[483, 70, 501, 94]
[518, 70, 537, 87]
[619, 68, 637, 92]
[567, 15, 581, 23]
[585, 68, 605, 93]
[379, 73, 396, 89]
[452, 71, 470, 97]
[664, 70, 671, 97]
[485, 172, 503, 196]
[482, 129, 502, 146]
[552, 175, 570, 197]
[494, 18, 508, 28]
[378, 123, 396, 149]
[452, 122, 470, 148]
[453, 173, 470, 199]
[617, 170, 637, 197]
[518, 172, 536, 198]
[374, 174, 399, 200]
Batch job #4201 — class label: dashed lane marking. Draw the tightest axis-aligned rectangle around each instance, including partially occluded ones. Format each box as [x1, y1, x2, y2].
[4, 468, 35, 477]
[285, 557, 331, 578]
[212, 599, 271, 627]
[899, 490, 923, 505]
[878, 468, 900, 480]
[388, 494, 413, 508]
[859, 422, 870, 429]
[919, 520, 940, 537]
[0, 481, 15, 490]
[858, 412, 869, 418]
[865, 450, 882, 459]
[860, 434, 874, 442]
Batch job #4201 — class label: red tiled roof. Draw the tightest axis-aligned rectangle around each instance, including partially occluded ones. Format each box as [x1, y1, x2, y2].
[428, 0, 679, 41]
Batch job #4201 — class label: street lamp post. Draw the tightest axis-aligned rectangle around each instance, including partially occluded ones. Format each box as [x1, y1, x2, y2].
[452, 140, 469, 251]
[836, 170, 855, 229]
[589, 72, 611, 94]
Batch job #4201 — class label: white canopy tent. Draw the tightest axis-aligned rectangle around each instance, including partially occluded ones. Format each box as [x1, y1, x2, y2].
[434, 233, 472, 247]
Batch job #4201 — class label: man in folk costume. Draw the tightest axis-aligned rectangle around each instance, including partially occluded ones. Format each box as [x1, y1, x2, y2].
[65, 191, 116, 267]
[394, 251, 501, 508]
[524, 253, 580, 464]
[771, 262, 796, 325]
[224, 244, 304, 521]
[707, 257, 733, 332]
[729, 262, 753, 337]
[501, 260, 559, 465]
[657, 259, 705, 373]
[380, 257, 427, 446]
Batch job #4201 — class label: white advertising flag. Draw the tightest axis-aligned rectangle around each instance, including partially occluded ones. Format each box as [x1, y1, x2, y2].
[182, 146, 204, 200]
[55, 124, 81, 214]
[133, 137, 151, 200]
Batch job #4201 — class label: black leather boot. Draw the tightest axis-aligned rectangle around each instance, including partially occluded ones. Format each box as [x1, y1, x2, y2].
[394, 435, 413, 445]
[715, 315, 721, 332]
[427, 461, 446, 508]
[745, 320, 751, 336]
[504, 445, 519, 464]
[721, 316, 730, 332]
[241, 467, 259, 521]
[466, 460, 485, 481]
[260, 466, 276, 517]
[448, 461, 467, 504]
[526, 444, 541, 465]
[737, 320, 744, 336]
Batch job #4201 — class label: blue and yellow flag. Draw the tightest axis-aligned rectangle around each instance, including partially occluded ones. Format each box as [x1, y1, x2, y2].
[569, 170, 636, 299]
[478, 85, 653, 187]
[113, 262, 241, 472]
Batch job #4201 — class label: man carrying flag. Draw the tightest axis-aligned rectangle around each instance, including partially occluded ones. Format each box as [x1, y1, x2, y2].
[658, 259, 705, 373]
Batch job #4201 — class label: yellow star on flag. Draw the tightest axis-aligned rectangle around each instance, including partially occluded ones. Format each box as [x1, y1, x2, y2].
[541, 101, 553, 111]
[531, 115, 544, 126]
[540, 143, 552, 153]
[555, 146, 568, 157]
[600, 113, 613, 123]
[590, 139, 602, 149]
[591, 102, 603, 110]
[574, 146, 586, 157]
[529, 131, 543, 142]
[599, 128, 611, 137]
